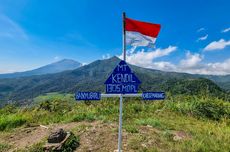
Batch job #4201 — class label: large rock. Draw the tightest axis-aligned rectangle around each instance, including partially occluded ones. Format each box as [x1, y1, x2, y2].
[48, 128, 67, 143]
[44, 131, 79, 152]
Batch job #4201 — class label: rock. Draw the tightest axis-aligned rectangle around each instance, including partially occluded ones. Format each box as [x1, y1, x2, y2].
[44, 132, 79, 152]
[173, 135, 183, 141]
[48, 128, 67, 143]
[172, 131, 191, 141]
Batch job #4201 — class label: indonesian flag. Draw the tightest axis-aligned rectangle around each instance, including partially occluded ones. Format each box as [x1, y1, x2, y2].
[125, 17, 161, 48]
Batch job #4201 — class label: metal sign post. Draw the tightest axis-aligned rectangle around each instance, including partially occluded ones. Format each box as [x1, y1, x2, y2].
[104, 59, 141, 152]
[118, 94, 123, 152]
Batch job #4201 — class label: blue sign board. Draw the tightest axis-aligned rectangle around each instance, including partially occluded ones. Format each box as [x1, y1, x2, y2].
[75, 92, 101, 100]
[142, 92, 165, 100]
[105, 60, 141, 94]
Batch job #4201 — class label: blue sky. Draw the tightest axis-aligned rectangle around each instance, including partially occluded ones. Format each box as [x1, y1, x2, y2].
[0, 0, 229, 74]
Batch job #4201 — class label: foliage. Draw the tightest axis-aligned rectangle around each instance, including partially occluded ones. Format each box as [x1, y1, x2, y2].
[165, 96, 230, 120]
[0, 114, 27, 131]
[0, 93, 229, 151]
[0, 143, 11, 152]
[71, 112, 96, 122]
[61, 132, 80, 152]
[194, 100, 230, 120]
[0, 104, 17, 115]
[26, 142, 44, 152]
[38, 98, 73, 113]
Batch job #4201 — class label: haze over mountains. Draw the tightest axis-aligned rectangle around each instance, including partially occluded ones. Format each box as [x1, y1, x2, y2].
[0, 59, 82, 78]
[0, 56, 229, 106]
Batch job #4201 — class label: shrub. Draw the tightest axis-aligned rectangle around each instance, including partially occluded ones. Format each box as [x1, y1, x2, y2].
[61, 132, 80, 152]
[38, 99, 73, 113]
[194, 100, 230, 120]
[166, 97, 230, 120]
[0, 104, 17, 115]
[0, 115, 27, 131]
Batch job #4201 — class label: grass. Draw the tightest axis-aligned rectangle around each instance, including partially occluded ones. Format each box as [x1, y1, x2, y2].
[0, 93, 229, 151]
[124, 124, 139, 133]
[0, 143, 11, 152]
[135, 118, 162, 129]
[0, 114, 27, 131]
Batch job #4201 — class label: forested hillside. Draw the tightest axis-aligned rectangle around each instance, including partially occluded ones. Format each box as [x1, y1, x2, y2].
[0, 57, 229, 106]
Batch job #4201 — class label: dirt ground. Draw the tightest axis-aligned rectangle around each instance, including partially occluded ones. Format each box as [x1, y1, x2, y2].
[0, 121, 126, 152]
[0, 121, 190, 152]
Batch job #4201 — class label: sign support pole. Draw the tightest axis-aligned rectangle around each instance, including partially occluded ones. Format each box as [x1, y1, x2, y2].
[118, 94, 123, 152]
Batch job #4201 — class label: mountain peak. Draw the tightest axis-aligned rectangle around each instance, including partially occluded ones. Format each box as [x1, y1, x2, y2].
[106, 56, 121, 62]
[110, 56, 120, 60]
[0, 59, 82, 78]
[57, 59, 79, 63]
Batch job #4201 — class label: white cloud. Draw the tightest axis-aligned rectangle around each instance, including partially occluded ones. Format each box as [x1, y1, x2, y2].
[204, 39, 230, 51]
[180, 52, 203, 68]
[123, 46, 177, 68]
[122, 49, 230, 75]
[204, 59, 230, 75]
[0, 14, 28, 40]
[221, 27, 230, 33]
[197, 28, 205, 32]
[102, 53, 111, 59]
[197, 34, 208, 41]
[148, 61, 176, 71]
[179, 58, 230, 75]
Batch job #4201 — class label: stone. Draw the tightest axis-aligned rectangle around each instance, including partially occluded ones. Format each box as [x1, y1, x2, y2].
[172, 131, 191, 141]
[48, 128, 67, 143]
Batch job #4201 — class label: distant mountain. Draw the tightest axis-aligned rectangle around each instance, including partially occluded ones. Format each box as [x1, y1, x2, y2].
[0, 59, 82, 79]
[0, 56, 228, 106]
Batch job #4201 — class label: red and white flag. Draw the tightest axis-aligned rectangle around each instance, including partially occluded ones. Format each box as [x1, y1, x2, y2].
[125, 17, 161, 48]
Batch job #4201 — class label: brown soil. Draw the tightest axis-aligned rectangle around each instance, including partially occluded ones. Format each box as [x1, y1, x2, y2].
[0, 121, 121, 151]
[0, 121, 191, 152]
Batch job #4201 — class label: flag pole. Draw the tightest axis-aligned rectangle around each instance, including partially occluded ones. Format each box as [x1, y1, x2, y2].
[117, 12, 126, 152]
[123, 12, 126, 61]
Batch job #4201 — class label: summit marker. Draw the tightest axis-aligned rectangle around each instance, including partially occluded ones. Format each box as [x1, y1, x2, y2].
[75, 12, 164, 152]
[105, 60, 141, 94]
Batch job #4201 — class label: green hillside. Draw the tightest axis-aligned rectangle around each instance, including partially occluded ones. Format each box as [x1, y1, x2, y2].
[199, 75, 230, 92]
[0, 94, 229, 151]
[0, 57, 229, 106]
[0, 57, 229, 151]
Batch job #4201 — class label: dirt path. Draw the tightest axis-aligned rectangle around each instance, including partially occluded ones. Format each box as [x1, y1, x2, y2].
[6, 126, 49, 151]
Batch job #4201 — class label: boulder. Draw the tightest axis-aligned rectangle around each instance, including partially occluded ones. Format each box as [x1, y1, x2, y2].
[48, 128, 67, 143]
[44, 131, 79, 152]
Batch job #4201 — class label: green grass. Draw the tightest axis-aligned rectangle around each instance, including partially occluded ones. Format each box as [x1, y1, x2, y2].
[124, 124, 139, 133]
[135, 118, 162, 129]
[0, 93, 230, 151]
[0, 114, 27, 131]
[0, 143, 11, 152]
